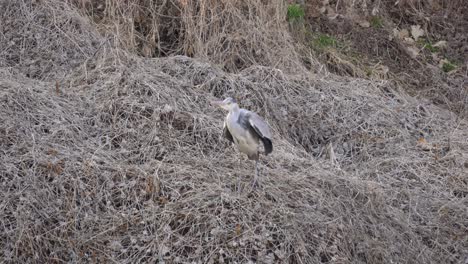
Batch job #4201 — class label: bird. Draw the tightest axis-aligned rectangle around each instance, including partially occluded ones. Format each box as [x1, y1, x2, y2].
[212, 97, 273, 189]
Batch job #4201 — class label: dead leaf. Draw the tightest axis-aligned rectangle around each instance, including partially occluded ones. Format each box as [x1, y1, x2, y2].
[438, 58, 450, 69]
[405, 46, 420, 58]
[393, 28, 409, 39]
[433, 40, 447, 48]
[411, 25, 424, 41]
[309, 8, 321, 18]
[319, 6, 327, 14]
[417, 137, 432, 151]
[145, 176, 154, 194]
[326, 6, 338, 20]
[404, 37, 415, 44]
[158, 196, 168, 204]
[45, 159, 65, 175]
[46, 148, 58, 156]
[358, 20, 370, 28]
[400, 29, 410, 39]
[142, 43, 153, 57]
[235, 224, 242, 236]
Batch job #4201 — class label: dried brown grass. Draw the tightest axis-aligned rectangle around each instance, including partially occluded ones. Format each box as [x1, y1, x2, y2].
[69, 0, 309, 73]
[0, 0, 102, 81]
[1, 0, 467, 263]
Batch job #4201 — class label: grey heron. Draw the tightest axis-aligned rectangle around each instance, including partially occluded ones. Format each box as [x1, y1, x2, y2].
[212, 97, 273, 188]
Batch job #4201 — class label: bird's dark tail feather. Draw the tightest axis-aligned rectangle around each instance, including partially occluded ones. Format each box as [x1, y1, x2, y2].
[261, 138, 273, 155]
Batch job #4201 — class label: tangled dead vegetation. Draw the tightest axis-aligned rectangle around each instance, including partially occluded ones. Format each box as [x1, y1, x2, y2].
[0, 0, 101, 81]
[1, 0, 467, 263]
[70, 0, 308, 73]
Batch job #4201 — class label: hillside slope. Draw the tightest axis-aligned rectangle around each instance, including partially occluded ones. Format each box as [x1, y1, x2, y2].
[1, 0, 467, 263]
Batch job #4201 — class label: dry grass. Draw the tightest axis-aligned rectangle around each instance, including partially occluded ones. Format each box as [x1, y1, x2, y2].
[69, 0, 310, 73]
[1, 0, 468, 263]
[0, 0, 101, 81]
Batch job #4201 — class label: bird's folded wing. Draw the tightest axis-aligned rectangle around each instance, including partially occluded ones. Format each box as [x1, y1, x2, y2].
[246, 111, 273, 155]
[246, 111, 272, 140]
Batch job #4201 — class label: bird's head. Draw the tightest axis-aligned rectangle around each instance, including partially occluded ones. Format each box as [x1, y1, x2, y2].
[211, 97, 238, 111]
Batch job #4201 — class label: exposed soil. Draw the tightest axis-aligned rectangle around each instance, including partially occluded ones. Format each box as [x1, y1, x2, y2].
[304, 0, 467, 117]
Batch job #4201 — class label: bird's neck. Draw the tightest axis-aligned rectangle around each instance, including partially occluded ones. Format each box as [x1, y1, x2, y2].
[227, 105, 240, 124]
[229, 104, 240, 116]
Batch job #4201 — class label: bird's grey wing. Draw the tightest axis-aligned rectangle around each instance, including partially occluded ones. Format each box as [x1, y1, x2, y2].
[245, 111, 272, 139]
[223, 120, 234, 144]
[243, 110, 273, 155]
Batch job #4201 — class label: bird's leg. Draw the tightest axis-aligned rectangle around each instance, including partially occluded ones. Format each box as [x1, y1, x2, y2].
[237, 173, 241, 194]
[237, 153, 242, 193]
[252, 160, 259, 189]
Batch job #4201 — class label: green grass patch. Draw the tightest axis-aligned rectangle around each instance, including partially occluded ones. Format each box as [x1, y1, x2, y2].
[424, 43, 439, 53]
[418, 38, 440, 53]
[313, 33, 338, 49]
[442, 61, 456, 72]
[370, 16, 383, 28]
[287, 4, 305, 21]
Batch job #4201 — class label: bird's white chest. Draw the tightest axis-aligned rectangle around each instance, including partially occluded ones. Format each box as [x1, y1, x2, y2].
[225, 113, 258, 153]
